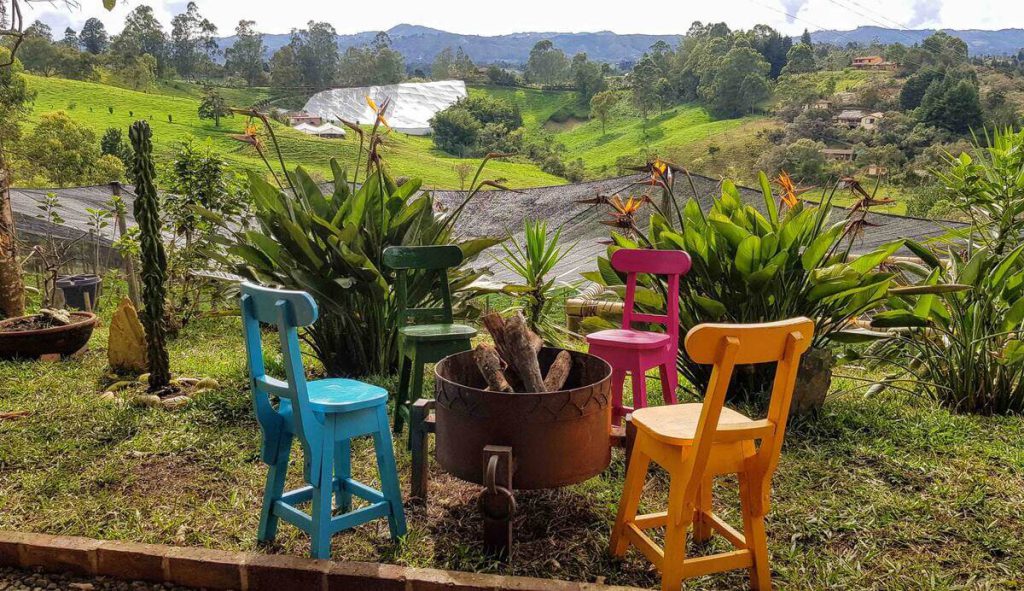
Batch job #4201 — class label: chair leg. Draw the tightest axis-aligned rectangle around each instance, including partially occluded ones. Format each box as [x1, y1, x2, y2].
[610, 441, 650, 557]
[309, 435, 336, 560]
[257, 433, 292, 545]
[661, 474, 691, 591]
[373, 405, 408, 541]
[692, 474, 713, 544]
[739, 472, 772, 591]
[393, 353, 412, 434]
[631, 369, 648, 412]
[610, 368, 626, 426]
[405, 355, 425, 446]
[334, 438, 352, 514]
[659, 363, 678, 405]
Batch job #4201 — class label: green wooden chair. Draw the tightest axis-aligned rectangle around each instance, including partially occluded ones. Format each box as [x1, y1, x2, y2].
[384, 245, 476, 437]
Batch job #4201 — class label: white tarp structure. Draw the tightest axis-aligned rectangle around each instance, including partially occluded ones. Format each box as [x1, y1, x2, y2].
[293, 122, 347, 137]
[302, 80, 468, 136]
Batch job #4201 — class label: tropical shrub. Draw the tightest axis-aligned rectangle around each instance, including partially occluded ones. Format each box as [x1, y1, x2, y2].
[587, 167, 904, 401]
[867, 128, 1024, 414]
[209, 116, 501, 376]
[497, 220, 575, 343]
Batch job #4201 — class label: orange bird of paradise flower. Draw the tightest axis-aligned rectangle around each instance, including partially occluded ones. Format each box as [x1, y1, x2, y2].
[776, 171, 812, 208]
[366, 95, 392, 132]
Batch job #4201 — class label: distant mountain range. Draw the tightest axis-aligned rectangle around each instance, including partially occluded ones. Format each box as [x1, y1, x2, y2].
[808, 26, 1024, 56]
[218, 24, 681, 66]
[216, 24, 1024, 66]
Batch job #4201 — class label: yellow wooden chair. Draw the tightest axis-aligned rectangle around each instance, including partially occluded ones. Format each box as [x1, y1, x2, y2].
[610, 318, 814, 591]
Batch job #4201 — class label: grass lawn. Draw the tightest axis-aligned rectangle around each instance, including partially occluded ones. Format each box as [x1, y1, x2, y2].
[554, 104, 760, 176]
[22, 75, 564, 189]
[2, 281, 1023, 589]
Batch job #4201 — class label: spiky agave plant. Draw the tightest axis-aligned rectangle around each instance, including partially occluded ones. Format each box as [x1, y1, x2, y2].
[497, 220, 576, 343]
[129, 120, 171, 392]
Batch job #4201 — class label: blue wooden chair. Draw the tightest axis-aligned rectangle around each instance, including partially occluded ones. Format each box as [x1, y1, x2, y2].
[240, 282, 407, 559]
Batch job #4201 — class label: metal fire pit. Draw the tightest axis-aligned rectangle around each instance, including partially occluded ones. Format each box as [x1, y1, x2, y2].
[410, 348, 613, 557]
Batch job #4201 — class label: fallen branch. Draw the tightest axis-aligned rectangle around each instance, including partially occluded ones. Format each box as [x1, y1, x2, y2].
[543, 350, 572, 392]
[473, 343, 513, 393]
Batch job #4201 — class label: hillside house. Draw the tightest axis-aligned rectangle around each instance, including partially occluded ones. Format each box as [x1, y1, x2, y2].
[804, 98, 834, 111]
[822, 148, 855, 162]
[285, 112, 324, 126]
[833, 109, 884, 130]
[860, 111, 885, 131]
[852, 55, 897, 70]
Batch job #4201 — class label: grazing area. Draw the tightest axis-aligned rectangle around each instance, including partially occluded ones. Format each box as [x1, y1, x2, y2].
[2, 301, 1023, 589]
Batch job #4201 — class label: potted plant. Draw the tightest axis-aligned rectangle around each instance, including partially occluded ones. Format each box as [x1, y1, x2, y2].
[0, 308, 98, 360]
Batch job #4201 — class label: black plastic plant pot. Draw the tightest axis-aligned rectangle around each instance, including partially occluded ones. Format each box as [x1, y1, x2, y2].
[56, 274, 102, 311]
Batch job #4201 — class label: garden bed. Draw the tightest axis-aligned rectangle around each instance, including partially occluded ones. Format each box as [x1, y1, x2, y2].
[2, 307, 1023, 589]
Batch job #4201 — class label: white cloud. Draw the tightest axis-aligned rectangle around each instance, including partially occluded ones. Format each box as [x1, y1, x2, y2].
[22, 0, 1024, 37]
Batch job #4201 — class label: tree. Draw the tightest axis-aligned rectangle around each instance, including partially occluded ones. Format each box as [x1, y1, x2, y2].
[101, 127, 133, 164]
[701, 45, 771, 117]
[56, 47, 100, 81]
[269, 45, 303, 90]
[162, 138, 237, 245]
[0, 48, 33, 318]
[801, 29, 812, 46]
[525, 40, 569, 86]
[224, 20, 266, 86]
[630, 54, 662, 123]
[80, 18, 108, 54]
[18, 33, 61, 76]
[571, 52, 606, 102]
[781, 43, 815, 75]
[198, 87, 231, 127]
[170, 1, 218, 80]
[112, 53, 158, 91]
[432, 46, 475, 80]
[486, 65, 517, 86]
[899, 66, 944, 110]
[110, 6, 168, 75]
[284, 21, 340, 90]
[755, 138, 828, 183]
[430, 106, 481, 156]
[918, 77, 984, 134]
[590, 90, 619, 135]
[128, 120, 171, 393]
[748, 24, 791, 79]
[20, 112, 115, 186]
[337, 31, 405, 86]
[59, 27, 79, 49]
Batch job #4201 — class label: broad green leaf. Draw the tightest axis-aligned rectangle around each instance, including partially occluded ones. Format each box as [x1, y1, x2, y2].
[904, 239, 941, 269]
[801, 222, 845, 272]
[759, 171, 778, 225]
[693, 295, 727, 319]
[828, 329, 891, 343]
[870, 310, 930, 328]
[850, 241, 904, 274]
[735, 235, 761, 275]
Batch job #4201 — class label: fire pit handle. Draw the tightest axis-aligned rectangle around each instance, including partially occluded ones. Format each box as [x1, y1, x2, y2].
[486, 455, 499, 495]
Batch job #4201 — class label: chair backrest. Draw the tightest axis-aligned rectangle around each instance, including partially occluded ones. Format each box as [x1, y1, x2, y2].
[612, 249, 692, 343]
[680, 317, 814, 516]
[239, 282, 321, 460]
[383, 245, 463, 326]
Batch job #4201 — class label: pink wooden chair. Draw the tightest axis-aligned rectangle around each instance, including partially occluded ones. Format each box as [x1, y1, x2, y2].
[586, 249, 692, 425]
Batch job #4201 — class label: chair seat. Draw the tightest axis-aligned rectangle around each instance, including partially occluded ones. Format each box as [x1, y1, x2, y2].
[632, 403, 754, 445]
[303, 378, 388, 412]
[587, 329, 671, 350]
[399, 323, 476, 342]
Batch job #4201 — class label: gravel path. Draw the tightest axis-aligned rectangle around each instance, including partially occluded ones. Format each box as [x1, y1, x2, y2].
[0, 567, 202, 591]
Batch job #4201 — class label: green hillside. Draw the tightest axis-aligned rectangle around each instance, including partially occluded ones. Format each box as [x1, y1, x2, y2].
[555, 103, 760, 173]
[22, 75, 563, 189]
[468, 85, 579, 128]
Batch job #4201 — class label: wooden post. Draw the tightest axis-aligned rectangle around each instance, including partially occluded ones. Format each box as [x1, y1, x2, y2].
[624, 417, 637, 472]
[112, 182, 141, 308]
[410, 399, 434, 504]
[480, 445, 515, 558]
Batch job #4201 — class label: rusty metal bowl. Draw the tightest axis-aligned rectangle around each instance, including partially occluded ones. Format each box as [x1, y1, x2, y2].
[434, 348, 612, 490]
[0, 312, 98, 360]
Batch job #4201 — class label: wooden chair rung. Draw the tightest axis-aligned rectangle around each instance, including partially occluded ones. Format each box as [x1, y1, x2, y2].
[683, 549, 753, 579]
[633, 511, 668, 529]
[703, 511, 747, 548]
[626, 523, 664, 568]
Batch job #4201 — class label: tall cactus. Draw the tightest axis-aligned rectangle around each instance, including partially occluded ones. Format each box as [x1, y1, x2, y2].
[129, 121, 171, 392]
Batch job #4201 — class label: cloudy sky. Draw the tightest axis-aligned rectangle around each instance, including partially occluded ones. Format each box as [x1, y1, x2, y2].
[28, 0, 1024, 37]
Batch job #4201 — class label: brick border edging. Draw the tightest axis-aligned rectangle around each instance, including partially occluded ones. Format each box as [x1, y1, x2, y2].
[0, 531, 643, 591]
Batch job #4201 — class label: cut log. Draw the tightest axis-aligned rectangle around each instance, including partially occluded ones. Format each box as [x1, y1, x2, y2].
[504, 312, 546, 393]
[481, 312, 511, 359]
[474, 344, 513, 393]
[543, 350, 572, 392]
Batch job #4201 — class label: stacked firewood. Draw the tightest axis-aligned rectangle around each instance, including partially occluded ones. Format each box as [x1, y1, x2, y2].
[474, 311, 571, 393]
